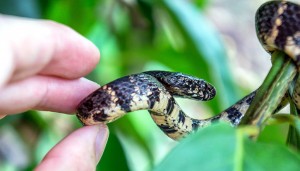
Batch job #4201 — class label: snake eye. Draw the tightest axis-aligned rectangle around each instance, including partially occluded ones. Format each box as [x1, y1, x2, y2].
[199, 83, 205, 89]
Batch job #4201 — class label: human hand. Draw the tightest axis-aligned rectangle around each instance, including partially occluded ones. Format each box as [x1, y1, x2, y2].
[0, 14, 108, 170]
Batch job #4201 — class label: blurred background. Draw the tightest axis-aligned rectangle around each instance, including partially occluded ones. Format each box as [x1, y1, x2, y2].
[1, 0, 299, 170]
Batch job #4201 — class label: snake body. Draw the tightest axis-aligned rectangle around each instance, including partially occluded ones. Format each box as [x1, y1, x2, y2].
[77, 71, 216, 139]
[256, 1, 300, 64]
[76, 1, 300, 140]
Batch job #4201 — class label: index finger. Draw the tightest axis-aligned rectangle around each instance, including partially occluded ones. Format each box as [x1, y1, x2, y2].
[0, 14, 100, 83]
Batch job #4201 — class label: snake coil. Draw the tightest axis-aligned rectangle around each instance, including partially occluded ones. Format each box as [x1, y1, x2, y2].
[76, 1, 300, 140]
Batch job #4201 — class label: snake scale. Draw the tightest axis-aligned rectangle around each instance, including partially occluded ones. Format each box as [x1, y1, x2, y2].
[76, 1, 300, 140]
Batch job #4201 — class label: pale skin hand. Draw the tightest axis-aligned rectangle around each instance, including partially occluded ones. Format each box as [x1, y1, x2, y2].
[0, 14, 108, 170]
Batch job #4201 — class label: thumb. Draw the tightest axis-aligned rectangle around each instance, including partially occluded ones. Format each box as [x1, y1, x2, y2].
[35, 124, 109, 171]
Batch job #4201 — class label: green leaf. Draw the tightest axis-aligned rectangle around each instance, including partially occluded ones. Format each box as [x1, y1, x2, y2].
[97, 132, 130, 171]
[43, 0, 99, 34]
[269, 109, 300, 151]
[193, 0, 209, 9]
[287, 101, 300, 151]
[157, 0, 238, 112]
[154, 124, 300, 171]
[111, 114, 155, 168]
[240, 51, 297, 128]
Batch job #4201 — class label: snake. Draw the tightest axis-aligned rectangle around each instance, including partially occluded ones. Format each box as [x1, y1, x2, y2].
[76, 1, 300, 140]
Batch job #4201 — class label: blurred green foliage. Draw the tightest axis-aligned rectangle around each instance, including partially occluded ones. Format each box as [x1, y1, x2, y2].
[1, 0, 300, 171]
[155, 124, 300, 171]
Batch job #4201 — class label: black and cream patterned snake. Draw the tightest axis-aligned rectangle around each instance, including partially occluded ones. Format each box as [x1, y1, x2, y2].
[76, 1, 300, 140]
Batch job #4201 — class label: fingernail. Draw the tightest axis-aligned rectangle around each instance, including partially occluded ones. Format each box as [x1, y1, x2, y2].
[0, 114, 6, 119]
[95, 124, 109, 162]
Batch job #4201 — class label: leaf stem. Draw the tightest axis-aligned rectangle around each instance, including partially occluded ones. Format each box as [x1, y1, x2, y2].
[239, 51, 297, 131]
[286, 102, 300, 151]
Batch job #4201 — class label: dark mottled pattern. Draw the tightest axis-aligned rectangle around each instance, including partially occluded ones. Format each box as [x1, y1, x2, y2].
[144, 71, 216, 101]
[209, 115, 222, 123]
[158, 124, 178, 134]
[245, 91, 256, 104]
[225, 108, 243, 126]
[77, 74, 160, 123]
[93, 110, 108, 122]
[146, 85, 161, 109]
[256, 1, 300, 55]
[77, 71, 215, 122]
[166, 98, 175, 114]
[220, 91, 256, 125]
[111, 77, 136, 112]
[274, 2, 300, 49]
[76, 88, 112, 120]
[178, 111, 186, 124]
[255, 1, 280, 47]
[191, 120, 200, 131]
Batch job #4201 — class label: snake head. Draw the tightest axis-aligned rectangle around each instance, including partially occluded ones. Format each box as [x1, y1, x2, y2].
[162, 72, 216, 101]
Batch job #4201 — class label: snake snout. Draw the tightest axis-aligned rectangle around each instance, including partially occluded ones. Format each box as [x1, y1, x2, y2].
[204, 83, 216, 101]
